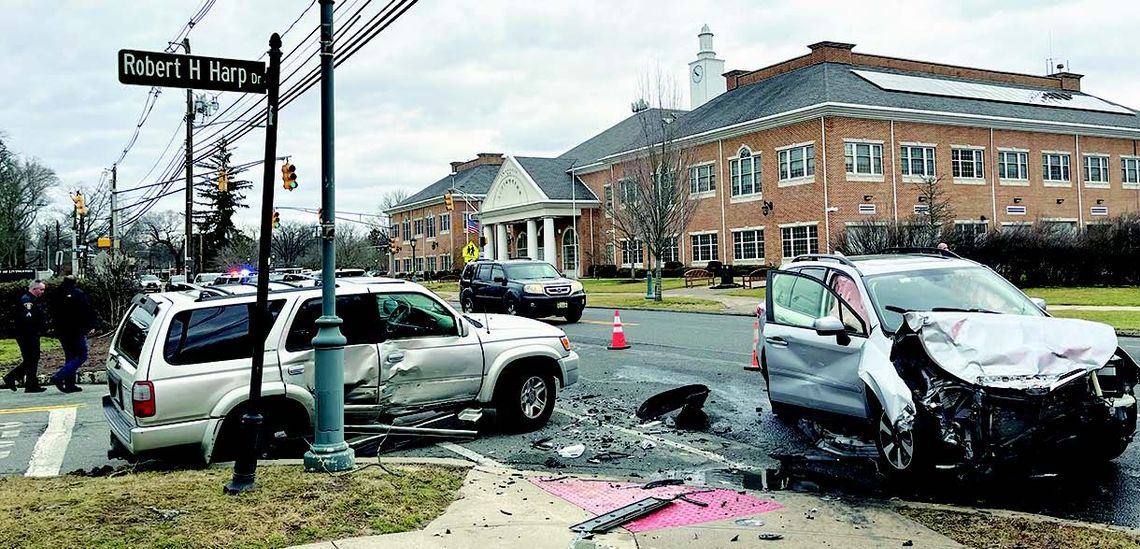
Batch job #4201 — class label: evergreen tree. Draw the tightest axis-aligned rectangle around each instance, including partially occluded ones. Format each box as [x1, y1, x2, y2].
[194, 139, 252, 268]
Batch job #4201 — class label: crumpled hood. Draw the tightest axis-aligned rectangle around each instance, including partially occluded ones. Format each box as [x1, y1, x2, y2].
[903, 311, 1118, 390]
[471, 314, 565, 340]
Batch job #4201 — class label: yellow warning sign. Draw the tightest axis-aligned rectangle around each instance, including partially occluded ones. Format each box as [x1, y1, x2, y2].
[462, 241, 480, 262]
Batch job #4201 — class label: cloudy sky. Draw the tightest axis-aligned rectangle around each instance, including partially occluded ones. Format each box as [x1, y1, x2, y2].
[2, 0, 1138, 232]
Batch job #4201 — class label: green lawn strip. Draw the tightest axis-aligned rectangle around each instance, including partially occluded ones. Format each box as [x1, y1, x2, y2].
[581, 278, 687, 293]
[589, 294, 724, 313]
[1049, 310, 1140, 332]
[0, 465, 463, 549]
[0, 338, 61, 365]
[1021, 286, 1140, 307]
[898, 507, 1140, 549]
[417, 281, 459, 293]
[722, 288, 766, 299]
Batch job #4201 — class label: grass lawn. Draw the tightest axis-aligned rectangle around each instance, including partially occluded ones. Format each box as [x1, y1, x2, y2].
[589, 294, 724, 313]
[723, 288, 766, 299]
[1050, 310, 1140, 332]
[0, 338, 61, 365]
[581, 278, 687, 293]
[417, 281, 459, 294]
[900, 507, 1140, 549]
[1021, 286, 1140, 307]
[0, 465, 464, 549]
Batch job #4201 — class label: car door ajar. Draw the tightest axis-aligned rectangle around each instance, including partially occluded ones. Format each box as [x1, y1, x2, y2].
[764, 269, 869, 418]
[374, 291, 484, 411]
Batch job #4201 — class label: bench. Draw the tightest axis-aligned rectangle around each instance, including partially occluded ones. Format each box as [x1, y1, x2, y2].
[741, 267, 769, 289]
[683, 268, 714, 288]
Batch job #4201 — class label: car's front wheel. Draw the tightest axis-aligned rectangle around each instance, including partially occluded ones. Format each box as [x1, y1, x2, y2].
[504, 297, 519, 316]
[495, 370, 555, 432]
[874, 408, 931, 477]
[564, 308, 583, 323]
[461, 292, 479, 313]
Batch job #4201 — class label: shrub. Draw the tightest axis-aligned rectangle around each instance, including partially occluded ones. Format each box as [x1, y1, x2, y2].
[590, 264, 617, 278]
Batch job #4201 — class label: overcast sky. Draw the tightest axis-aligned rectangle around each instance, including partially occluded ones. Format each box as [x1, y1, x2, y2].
[2, 0, 1137, 231]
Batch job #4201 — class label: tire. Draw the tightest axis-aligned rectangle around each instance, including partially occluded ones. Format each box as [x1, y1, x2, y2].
[494, 370, 556, 432]
[504, 297, 519, 316]
[461, 292, 479, 313]
[564, 308, 583, 323]
[212, 405, 310, 463]
[873, 406, 930, 478]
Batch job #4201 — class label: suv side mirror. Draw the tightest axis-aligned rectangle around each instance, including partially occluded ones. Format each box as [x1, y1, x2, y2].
[1030, 297, 1047, 312]
[493, 276, 506, 284]
[813, 316, 850, 345]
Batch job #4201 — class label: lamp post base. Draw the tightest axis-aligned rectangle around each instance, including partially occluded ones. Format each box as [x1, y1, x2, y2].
[304, 445, 355, 472]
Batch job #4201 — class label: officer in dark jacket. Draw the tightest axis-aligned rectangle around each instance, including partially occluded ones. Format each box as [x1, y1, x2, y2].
[50, 276, 95, 393]
[3, 280, 47, 392]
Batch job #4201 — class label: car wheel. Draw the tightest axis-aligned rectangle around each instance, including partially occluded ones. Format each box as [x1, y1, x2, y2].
[504, 298, 519, 316]
[461, 293, 479, 313]
[563, 308, 583, 323]
[495, 370, 556, 432]
[874, 408, 930, 477]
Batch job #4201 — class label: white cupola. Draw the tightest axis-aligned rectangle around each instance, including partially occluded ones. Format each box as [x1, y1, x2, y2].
[688, 24, 727, 109]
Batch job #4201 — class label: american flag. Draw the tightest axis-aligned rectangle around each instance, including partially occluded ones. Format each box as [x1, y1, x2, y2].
[465, 216, 480, 234]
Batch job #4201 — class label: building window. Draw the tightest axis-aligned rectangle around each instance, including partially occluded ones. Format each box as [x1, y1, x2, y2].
[441, 254, 453, 271]
[733, 229, 764, 261]
[844, 142, 882, 176]
[413, 218, 424, 236]
[619, 179, 638, 208]
[1123, 157, 1140, 187]
[1084, 155, 1109, 184]
[688, 164, 716, 195]
[689, 233, 718, 263]
[662, 236, 680, 263]
[954, 221, 988, 240]
[621, 239, 643, 266]
[603, 184, 614, 217]
[605, 242, 615, 264]
[951, 148, 984, 179]
[1042, 153, 1071, 182]
[403, 258, 412, 272]
[439, 213, 450, 233]
[414, 257, 424, 273]
[393, 222, 401, 240]
[778, 144, 815, 181]
[425, 216, 436, 238]
[901, 145, 936, 178]
[730, 147, 760, 197]
[562, 229, 579, 272]
[1041, 220, 1079, 234]
[998, 151, 1028, 181]
[780, 225, 819, 258]
[402, 219, 411, 240]
[426, 256, 437, 272]
[516, 233, 528, 259]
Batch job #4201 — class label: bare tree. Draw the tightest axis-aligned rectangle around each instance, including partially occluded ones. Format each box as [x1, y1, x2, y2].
[271, 221, 316, 267]
[0, 136, 59, 267]
[608, 70, 697, 300]
[911, 175, 954, 246]
[334, 225, 379, 270]
[380, 188, 411, 211]
[138, 211, 185, 272]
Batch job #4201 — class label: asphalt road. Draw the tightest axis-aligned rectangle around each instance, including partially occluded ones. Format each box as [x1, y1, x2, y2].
[2, 307, 1139, 528]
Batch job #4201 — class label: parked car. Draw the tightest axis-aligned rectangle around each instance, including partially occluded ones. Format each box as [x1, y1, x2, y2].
[459, 259, 586, 323]
[194, 272, 222, 285]
[138, 274, 162, 293]
[103, 278, 579, 464]
[164, 275, 188, 291]
[755, 250, 1138, 475]
[335, 268, 367, 278]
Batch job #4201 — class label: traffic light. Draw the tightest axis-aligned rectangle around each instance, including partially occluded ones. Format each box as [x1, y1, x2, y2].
[280, 162, 297, 191]
[72, 191, 88, 217]
[389, 240, 398, 254]
[272, 210, 281, 229]
[217, 172, 228, 192]
[444, 191, 454, 211]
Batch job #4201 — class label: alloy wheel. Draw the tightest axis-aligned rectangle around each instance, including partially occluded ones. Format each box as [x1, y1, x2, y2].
[519, 376, 548, 419]
[878, 412, 914, 471]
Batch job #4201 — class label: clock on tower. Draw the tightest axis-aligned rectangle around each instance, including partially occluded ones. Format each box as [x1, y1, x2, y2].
[692, 65, 703, 83]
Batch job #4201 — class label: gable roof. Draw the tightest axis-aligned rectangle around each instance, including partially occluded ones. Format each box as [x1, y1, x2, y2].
[558, 108, 688, 165]
[514, 156, 598, 201]
[389, 163, 499, 212]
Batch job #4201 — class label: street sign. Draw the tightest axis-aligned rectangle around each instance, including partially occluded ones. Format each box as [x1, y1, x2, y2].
[462, 242, 480, 262]
[118, 49, 267, 94]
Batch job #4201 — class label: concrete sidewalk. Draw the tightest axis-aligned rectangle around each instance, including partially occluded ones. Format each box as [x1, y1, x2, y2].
[291, 463, 961, 549]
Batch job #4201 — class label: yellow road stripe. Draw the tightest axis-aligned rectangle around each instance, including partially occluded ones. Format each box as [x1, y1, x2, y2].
[0, 404, 83, 415]
[581, 319, 640, 327]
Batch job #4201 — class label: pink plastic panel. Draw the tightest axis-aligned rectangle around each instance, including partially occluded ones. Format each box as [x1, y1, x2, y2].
[530, 477, 782, 533]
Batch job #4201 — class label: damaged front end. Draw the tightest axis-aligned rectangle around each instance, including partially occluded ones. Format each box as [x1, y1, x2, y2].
[889, 312, 1138, 471]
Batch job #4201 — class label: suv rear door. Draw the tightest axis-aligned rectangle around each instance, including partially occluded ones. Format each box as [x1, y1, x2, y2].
[764, 270, 869, 418]
[106, 296, 162, 426]
[279, 293, 381, 402]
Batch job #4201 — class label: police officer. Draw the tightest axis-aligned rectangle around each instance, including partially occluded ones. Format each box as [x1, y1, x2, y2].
[3, 280, 47, 393]
[50, 276, 95, 393]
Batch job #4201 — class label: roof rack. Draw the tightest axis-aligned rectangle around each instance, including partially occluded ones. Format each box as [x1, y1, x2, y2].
[790, 254, 858, 268]
[878, 247, 961, 259]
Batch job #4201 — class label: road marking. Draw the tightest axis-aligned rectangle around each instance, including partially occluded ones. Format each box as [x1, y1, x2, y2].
[437, 441, 506, 468]
[0, 403, 85, 416]
[581, 319, 640, 326]
[555, 407, 749, 470]
[25, 407, 77, 477]
[0, 440, 12, 459]
[0, 422, 21, 429]
[0, 430, 17, 438]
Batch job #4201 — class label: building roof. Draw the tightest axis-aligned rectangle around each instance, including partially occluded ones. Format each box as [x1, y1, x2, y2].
[667, 62, 1140, 143]
[558, 107, 688, 165]
[390, 163, 499, 212]
[514, 156, 598, 201]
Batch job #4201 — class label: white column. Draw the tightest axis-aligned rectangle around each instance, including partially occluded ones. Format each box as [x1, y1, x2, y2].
[543, 217, 557, 267]
[496, 224, 509, 261]
[526, 219, 539, 260]
[482, 225, 494, 260]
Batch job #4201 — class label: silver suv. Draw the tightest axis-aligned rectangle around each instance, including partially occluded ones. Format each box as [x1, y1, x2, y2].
[757, 250, 1137, 475]
[103, 277, 579, 464]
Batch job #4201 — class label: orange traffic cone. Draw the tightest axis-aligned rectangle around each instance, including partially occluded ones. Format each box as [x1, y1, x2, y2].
[748, 318, 761, 370]
[607, 310, 631, 350]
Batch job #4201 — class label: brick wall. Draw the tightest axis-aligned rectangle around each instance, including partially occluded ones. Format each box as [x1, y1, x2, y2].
[392, 200, 482, 272]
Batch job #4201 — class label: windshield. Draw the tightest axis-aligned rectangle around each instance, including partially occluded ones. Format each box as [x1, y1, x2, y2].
[504, 263, 560, 280]
[865, 266, 1044, 333]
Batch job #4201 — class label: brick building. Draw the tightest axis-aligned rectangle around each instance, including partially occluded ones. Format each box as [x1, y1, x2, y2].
[389, 29, 1140, 276]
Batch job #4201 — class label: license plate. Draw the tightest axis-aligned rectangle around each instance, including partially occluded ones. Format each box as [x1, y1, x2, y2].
[108, 376, 123, 408]
[556, 302, 569, 309]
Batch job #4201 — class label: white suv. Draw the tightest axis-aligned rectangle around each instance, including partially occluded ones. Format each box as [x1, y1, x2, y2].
[103, 277, 579, 464]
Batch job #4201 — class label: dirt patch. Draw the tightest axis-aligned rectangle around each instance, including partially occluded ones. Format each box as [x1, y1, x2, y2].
[0, 334, 110, 375]
[899, 507, 1140, 549]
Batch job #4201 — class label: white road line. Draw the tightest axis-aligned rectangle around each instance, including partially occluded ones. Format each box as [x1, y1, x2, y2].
[0, 440, 12, 459]
[555, 407, 750, 470]
[1, 430, 18, 438]
[437, 441, 506, 468]
[0, 422, 22, 430]
[25, 407, 77, 477]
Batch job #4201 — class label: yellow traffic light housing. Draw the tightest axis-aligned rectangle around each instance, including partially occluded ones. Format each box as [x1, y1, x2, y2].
[444, 191, 454, 211]
[281, 163, 297, 191]
[72, 191, 88, 216]
[218, 172, 229, 192]
[389, 240, 398, 254]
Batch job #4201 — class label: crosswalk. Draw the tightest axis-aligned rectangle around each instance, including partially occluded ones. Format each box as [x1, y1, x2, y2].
[0, 404, 81, 477]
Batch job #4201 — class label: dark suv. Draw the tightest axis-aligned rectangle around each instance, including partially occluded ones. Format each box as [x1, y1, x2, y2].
[460, 259, 586, 322]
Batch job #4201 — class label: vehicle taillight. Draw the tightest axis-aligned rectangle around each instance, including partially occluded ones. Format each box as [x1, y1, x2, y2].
[132, 381, 155, 418]
[756, 304, 765, 318]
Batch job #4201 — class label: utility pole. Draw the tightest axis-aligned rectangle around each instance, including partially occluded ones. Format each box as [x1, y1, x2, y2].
[70, 210, 78, 276]
[110, 165, 117, 257]
[183, 38, 195, 278]
[304, 0, 355, 474]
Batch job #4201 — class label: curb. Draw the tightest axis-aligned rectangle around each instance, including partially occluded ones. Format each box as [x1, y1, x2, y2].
[22, 370, 107, 386]
[585, 304, 752, 317]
